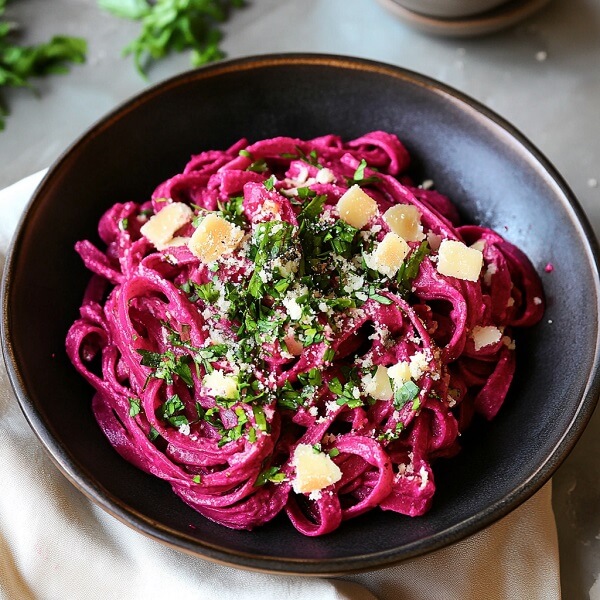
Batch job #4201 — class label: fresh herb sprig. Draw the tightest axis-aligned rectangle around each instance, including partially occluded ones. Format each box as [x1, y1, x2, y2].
[346, 159, 380, 187]
[98, 0, 245, 77]
[0, 0, 86, 130]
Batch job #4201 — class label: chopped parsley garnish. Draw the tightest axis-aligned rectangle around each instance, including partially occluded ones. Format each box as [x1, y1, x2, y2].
[137, 349, 194, 387]
[377, 422, 404, 443]
[217, 196, 246, 227]
[252, 406, 268, 432]
[282, 145, 323, 169]
[128, 397, 141, 417]
[164, 325, 227, 374]
[397, 241, 430, 298]
[160, 394, 189, 427]
[328, 376, 364, 409]
[346, 159, 380, 187]
[393, 381, 420, 410]
[247, 220, 296, 299]
[247, 157, 268, 173]
[367, 285, 393, 305]
[263, 175, 276, 191]
[254, 466, 285, 487]
[182, 280, 220, 304]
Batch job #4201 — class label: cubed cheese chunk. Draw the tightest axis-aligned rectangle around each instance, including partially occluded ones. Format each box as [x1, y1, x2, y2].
[140, 202, 193, 250]
[383, 204, 424, 242]
[471, 325, 502, 351]
[366, 232, 410, 277]
[436, 240, 483, 282]
[292, 444, 342, 494]
[362, 365, 393, 400]
[202, 369, 239, 399]
[188, 214, 243, 263]
[388, 361, 411, 385]
[336, 185, 378, 229]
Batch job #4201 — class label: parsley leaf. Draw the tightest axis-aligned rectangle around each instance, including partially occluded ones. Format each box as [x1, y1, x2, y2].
[328, 376, 363, 409]
[160, 393, 189, 427]
[297, 194, 326, 224]
[393, 381, 420, 410]
[346, 159, 380, 187]
[247, 220, 296, 299]
[128, 397, 141, 417]
[137, 348, 194, 386]
[397, 241, 429, 297]
[148, 426, 160, 441]
[182, 280, 220, 304]
[0, 4, 86, 130]
[254, 466, 285, 487]
[99, 0, 245, 77]
[217, 195, 246, 227]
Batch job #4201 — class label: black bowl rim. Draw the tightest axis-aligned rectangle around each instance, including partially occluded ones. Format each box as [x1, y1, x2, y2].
[2, 53, 600, 575]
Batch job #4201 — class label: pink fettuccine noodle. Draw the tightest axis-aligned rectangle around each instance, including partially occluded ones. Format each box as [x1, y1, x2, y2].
[66, 132, 544, 536]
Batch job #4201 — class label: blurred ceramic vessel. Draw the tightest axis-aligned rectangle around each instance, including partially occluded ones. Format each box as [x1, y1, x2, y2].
[395, 0, 509, 17]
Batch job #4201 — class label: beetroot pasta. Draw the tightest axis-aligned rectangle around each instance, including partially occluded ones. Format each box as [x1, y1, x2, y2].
[66, 131, 544, 536]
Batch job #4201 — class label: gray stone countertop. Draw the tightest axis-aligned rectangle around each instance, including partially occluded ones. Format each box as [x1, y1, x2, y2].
[1, 0, 599, 598]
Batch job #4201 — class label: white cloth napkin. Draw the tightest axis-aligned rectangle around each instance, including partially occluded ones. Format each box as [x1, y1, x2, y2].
[0, 171, 561, 600]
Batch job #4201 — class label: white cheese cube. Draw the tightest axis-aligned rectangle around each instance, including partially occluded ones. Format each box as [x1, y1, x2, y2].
[291, 444, 342, 494]
[436, 240, 483, 282]
[388, 361, 411, 385]
[140, 202, 193, 250]
[383, 204, 424, 242]
[471, 325, 502, 351]
[202, 369, 238, 399]
[188, 214, 243, 263]
[366, 232, 410, 277]
[362, 365, 393, 400]
[336, 185, 378, 229]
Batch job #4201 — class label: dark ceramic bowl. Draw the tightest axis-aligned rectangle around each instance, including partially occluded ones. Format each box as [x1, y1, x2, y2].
[2, 54, 600, 575]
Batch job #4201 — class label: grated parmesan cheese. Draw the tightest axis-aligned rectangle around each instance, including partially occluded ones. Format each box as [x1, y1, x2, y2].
[388, 361, 411, 385]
